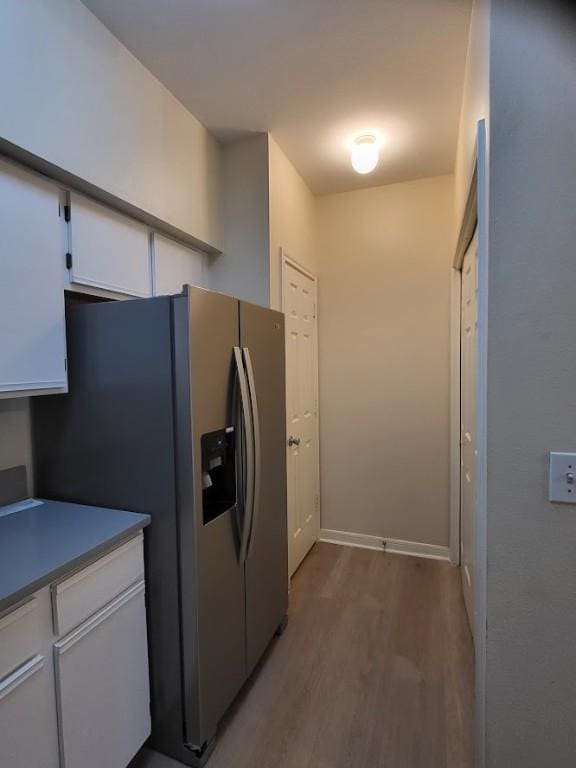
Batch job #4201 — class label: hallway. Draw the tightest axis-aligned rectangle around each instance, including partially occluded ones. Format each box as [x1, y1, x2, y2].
[140, 543, 474, 768]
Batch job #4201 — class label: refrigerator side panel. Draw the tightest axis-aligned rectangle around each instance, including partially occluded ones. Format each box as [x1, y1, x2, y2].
[172, 295, 202, 752]
[32, 298, 184, 757]
[179, 287, 247, 749]
[240, 302, 288, 674]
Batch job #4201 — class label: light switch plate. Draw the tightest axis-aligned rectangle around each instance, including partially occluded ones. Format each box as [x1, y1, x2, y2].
[549, 452, 576, 503]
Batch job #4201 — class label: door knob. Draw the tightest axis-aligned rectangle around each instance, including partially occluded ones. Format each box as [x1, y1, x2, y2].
[288, 436, 301, 447]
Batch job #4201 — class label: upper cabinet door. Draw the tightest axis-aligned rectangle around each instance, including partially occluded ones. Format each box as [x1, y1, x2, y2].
[68, 194, 152, 297]
[0, 160, 67, 398]
[152, 233, 205, 296]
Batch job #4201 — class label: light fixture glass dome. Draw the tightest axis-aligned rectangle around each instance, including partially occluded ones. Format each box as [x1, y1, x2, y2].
[351, 135, 379, 174]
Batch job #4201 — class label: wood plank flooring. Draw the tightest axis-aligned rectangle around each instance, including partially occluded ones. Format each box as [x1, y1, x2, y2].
[137, 543, 474, 768]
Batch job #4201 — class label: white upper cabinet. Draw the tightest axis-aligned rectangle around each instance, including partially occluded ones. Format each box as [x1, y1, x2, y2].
[152, 233, 205, 296]
[0, 159, 67, 398]
[68, 193, 152, 297]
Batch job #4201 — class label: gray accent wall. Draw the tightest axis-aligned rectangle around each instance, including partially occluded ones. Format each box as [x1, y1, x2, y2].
[209, 134, 271, 307]
[0, 399, 32, 493]
[485, 1, 576, 765]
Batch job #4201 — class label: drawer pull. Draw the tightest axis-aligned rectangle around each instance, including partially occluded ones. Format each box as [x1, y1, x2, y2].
[0, 655, 44, 702]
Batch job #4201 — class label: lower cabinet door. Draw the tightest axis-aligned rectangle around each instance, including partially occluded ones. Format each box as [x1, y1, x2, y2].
[54, 582, 151, 768]
[0, 655, 60, 768]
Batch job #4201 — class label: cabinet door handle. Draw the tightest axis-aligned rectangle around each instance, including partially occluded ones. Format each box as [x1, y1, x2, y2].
[288, 436, 301, 447]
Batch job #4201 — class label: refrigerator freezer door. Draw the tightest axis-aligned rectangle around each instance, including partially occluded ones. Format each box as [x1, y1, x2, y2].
[239, 302, 288, 674]
[173, 288, 246, 752]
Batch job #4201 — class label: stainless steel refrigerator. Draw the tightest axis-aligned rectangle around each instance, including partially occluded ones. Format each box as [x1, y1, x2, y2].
[33, 286, 288, 766]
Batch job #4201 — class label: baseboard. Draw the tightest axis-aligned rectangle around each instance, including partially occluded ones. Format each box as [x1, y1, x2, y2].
[319, 529, 451, 562]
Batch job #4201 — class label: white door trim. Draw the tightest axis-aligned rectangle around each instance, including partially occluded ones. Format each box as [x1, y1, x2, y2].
[449, 121, 485, 565]
[449, 267, 462, 566]
[280, 248, 321, 575]
[280, 248, 317, 282]
[449, 120, 489, 768]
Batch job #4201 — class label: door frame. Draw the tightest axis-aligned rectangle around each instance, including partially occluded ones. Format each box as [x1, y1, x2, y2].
[449, 120, 488, 768]
[449, 120, 487, 567]
[280, 247, 321, 569]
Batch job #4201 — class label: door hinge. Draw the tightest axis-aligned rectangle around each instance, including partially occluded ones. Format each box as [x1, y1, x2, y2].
[65, 252, 73, 270]
[63, 204, 71, 222]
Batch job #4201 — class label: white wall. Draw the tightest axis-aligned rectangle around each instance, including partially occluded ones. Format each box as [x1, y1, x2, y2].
[484, 2, 576, 765]
[0, 0, 221, 250]
[316, 175, 455, 548]
[268, 137, 317, 310]
[453, 2, 490, 761]
[209, 134, 270, 306]
[454, 0, 490, 227]
[211, 134, 317, 310]
[0, 0, 225, 487]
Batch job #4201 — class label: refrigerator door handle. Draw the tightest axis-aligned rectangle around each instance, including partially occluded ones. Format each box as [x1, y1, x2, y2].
[243, 347, 261, 559]
[234, 346, 255, 565]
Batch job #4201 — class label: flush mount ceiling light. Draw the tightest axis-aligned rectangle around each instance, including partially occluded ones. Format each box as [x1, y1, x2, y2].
[351, 134, 379, 175]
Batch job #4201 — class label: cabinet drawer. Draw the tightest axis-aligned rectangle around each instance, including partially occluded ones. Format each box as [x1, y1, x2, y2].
[53, 534, 144, 636]
[0, 598, 40, 681]
[0, 655, 60, 768]
[54, 582, 151, 768]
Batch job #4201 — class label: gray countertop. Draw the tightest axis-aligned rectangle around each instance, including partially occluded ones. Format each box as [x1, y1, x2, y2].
[0, 499, 150, 614]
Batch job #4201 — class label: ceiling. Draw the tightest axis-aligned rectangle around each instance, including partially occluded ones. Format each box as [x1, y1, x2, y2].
[81, 0, 472, 196]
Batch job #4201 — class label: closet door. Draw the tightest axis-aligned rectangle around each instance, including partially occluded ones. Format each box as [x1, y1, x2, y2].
[460, 234, 478, 634]
[68, 193, 152, 297]
[153, 233, 205, 296]
[0, 159, 67, 397]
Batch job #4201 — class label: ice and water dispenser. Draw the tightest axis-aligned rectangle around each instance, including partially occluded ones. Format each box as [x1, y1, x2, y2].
[201, 427, 236, 524]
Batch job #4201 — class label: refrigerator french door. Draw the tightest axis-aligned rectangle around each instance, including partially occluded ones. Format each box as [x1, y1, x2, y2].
[33, 286, 288, 767]
[239, 301, 287, 674]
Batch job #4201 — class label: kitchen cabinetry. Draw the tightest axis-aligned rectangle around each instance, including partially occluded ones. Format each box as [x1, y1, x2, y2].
[0, 533, 150, 768]
[67, 193, 152, 297]
[0, 590, 59, 768]
[0, 156, 214, 395]
[0, 654, 60, 768]
[152, 233, 205, 296]
[0, 158, 68, 398]
[54, 582, 149, 768]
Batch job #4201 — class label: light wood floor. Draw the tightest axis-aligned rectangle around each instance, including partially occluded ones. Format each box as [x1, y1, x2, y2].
[137, 542, 474, 768]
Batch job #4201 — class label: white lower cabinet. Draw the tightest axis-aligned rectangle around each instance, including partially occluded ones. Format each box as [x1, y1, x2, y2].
[0, 655, 60, 768]
[54, 582, 150, 768]
[0, 535, 150, 768]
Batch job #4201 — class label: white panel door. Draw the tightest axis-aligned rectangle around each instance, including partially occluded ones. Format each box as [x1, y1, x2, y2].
[54, 582, 150, 768]
[68, 193, 152, 297]
[152, 233, 205, 296]
[283, 259, 320, 576]
[0, 159, 68, 397]
[460, 234, 478, 633]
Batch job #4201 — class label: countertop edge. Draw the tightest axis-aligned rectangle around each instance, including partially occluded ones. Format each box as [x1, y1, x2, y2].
[0, 515, 150, 616]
